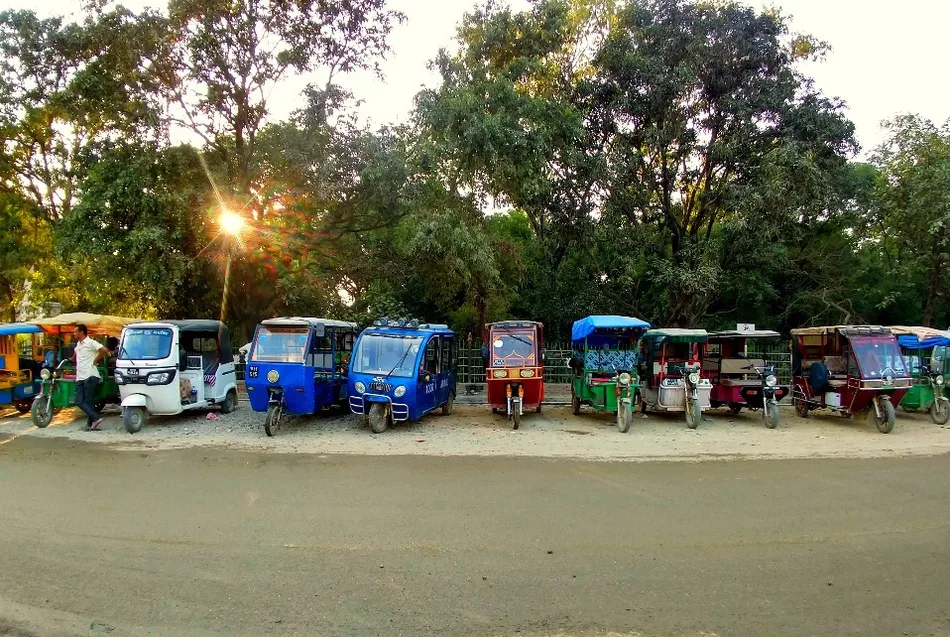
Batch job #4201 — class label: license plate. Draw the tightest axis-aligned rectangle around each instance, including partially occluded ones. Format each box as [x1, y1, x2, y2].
[127, 369, 139, 376]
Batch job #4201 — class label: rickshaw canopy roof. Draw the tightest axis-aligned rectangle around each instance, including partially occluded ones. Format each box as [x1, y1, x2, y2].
[709, 329, 781, 340]
[571, 316, 651, 346]
[791, 325, 892, 338]
[488, 320, 542, 330]
[125, 319, 233, 362]
[643, 328, 708, 344]
[35, 312, 140, 337]
[890, 325, 950, 349]
[0, 322, 43, 336]
[261, 317, 358, 331]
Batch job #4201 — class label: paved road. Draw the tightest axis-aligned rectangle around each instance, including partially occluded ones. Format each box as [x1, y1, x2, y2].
[1, 438, 949, 636]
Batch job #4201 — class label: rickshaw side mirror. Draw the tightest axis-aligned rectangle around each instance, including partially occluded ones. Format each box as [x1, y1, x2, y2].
[178, 348, 187, 371]
[541, 349, 546, 362]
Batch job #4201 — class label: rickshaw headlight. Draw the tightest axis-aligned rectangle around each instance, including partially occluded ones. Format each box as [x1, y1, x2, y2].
[688, 372, 699, 385]
[40, 368, 51, 381]
[394, 385, 406, 398]
[937, 375, 945, 386]
[354, 381, 366, 394]
[492, 369, 507, 379]
[618, 372, 631, 386]
[146, 372, 171, 385]
[266, 370, 279, 384]
[519, 369, 535, 378]
[765, 375, 777, 387]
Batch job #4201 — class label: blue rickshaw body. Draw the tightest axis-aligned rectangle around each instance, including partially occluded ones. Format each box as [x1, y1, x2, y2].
[348, 323, 457, 423]
[0, 322, 44, 410]
[245, 318, 358, 417]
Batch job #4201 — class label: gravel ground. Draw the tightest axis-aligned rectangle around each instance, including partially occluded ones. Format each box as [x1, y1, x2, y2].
[3, 391, 950, 461]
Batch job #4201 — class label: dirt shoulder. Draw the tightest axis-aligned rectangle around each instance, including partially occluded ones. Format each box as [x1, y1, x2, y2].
[3, 399, 950, 462]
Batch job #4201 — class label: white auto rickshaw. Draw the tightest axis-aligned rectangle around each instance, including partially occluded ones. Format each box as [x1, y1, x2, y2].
[115, 320, 238, 433]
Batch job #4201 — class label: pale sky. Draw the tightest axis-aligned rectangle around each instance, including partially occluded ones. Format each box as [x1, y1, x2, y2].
[4, 0, 949, 155]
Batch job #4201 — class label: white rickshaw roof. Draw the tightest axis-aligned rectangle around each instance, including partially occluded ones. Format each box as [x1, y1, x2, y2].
[260, 317, 358, 330]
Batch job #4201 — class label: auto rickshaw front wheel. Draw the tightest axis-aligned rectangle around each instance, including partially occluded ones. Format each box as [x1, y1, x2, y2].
[616, 402, 631, 433]
[764, 402, 780, 429]
[368, 402, 389, 434]
[930, 398, 950, 425]
[123, 406, 146, 434]
[31, 398, 53, 428]
[511, 408, 520, 430]
[871, 399, 896, 434]
[571, 391, 581, 416]
[221, 389, 238, 414]
[686, 398, 701, 429]
[264, 404, 281, 437]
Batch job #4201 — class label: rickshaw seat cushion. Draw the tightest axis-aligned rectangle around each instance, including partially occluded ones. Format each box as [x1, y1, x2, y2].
[827, 379, 847, 388]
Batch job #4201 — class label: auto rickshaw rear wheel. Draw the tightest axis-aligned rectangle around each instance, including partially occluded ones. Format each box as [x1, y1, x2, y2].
[368, 402, 389, 434]
[221, 389, 238, 414]
[930, 399, 950, 425]
[794, 395, 809, 418]
[123, 406, 146, 434]
[31, 398, 53, 428]
[871, 399, 896, 434]
[728, 403, 743, 415]
[571, 390, 581, 416]
[536, 403, 542, 413]
[13, 400, 31, 414]
[442, 392, 454, 416]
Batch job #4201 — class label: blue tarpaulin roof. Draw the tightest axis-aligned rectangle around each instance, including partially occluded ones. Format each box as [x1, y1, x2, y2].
[897, 334, 950, 349]
[0, 323, 42, 336]
[571, 315, 651, 345]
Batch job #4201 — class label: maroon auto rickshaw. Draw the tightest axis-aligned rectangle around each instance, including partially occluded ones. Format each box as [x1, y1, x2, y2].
[704, 330, 788, 428]
[484, 321, 544, 429]
[791, 325, 912, 433]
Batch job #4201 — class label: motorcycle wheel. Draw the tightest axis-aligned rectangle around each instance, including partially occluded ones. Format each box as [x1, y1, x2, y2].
[872, 399, 896, 434]
[929, 398, 950, 425]
[31, 397, 53, 428]
[686, 398, 701, 429]
[264, 404, 281, 437]
[764, 402, 780, 429]
[368, 402, 389, 434]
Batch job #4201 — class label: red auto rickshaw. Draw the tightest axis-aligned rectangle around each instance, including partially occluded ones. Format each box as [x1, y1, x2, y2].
[791, 325, 912, 433]
[484, 321, 544, 429]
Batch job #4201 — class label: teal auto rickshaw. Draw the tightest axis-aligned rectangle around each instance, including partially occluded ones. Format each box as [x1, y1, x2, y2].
[891, 326, 950, 424]
[569, 315, 651, 433]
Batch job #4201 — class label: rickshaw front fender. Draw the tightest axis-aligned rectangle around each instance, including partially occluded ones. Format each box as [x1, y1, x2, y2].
[121, 394, 148, 409]
[363, 394, 392, 405]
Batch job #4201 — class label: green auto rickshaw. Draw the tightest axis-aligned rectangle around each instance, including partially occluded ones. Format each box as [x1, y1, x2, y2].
[891, 325, 950, 424]
[569, 315, 651, 433]
[30, 313, 140, 428]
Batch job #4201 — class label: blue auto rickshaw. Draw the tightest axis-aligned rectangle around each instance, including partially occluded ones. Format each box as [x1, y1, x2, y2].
[0, 322, 44, 414]
[348, 318, 457, 433]
[246, 317, 359, 436]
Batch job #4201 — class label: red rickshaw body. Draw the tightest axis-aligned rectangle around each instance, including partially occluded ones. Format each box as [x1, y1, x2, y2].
[484, 321, 544, 412]
[790, 326, 911, 415]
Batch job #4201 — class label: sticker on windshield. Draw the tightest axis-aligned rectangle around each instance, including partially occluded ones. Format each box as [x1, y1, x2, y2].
[493, 339, 504, 348]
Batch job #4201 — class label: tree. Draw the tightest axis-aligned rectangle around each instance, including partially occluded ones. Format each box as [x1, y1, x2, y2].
[870, 115, 950, 327]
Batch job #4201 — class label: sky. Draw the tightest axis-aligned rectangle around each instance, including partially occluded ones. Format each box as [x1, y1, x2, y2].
[4, 0, 949, 156]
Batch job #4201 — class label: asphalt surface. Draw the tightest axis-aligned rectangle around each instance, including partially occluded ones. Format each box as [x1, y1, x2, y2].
[1, 438, 949, 637]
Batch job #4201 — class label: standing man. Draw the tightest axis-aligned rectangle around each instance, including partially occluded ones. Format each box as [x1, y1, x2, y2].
[73, 324, 108, 431]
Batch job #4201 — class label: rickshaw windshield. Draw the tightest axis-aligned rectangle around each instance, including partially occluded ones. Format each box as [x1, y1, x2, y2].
[251, 326, 309, 363]
[352, 334, 423, 378]
[490, 330, 536, 367]
[119, 328, 173, 360]
[849, 336, 907, 379]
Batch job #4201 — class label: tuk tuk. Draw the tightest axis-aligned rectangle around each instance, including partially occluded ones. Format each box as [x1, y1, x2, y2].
[638, 328, 711, 429]
[705, 330, 788, 428]
[30, 313, 138, 428]
[569, 315, 651, 433]
[484, 320, 544, 429]
[115, 320, 238, 433]
[790, 325, 912, 433]
[348, 318, 456, 434]
[0, 323, 44, 414]
[890, 325, 950, 424]
[246, 317, 359, 436]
